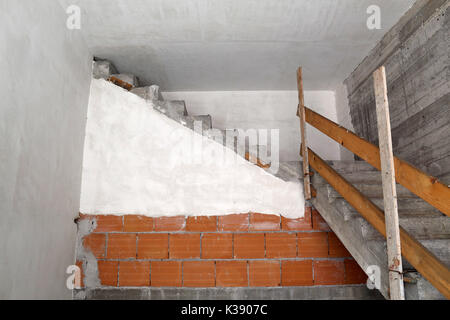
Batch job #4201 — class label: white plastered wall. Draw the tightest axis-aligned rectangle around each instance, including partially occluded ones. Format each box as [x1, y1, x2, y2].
[0, 0, 92, 299]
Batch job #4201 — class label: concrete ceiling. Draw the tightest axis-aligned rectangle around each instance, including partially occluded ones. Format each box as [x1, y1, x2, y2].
[60, 0, 416, 91]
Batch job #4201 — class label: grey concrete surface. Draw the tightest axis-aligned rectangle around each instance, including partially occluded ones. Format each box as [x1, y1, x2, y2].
[58, 0, 415, 91]
[93, 59, 117, 79]
[130, 85, 160, 101]
[74, 285, 384, 300]
[345, 0, 450, 182]
[0, 0, 92, 299]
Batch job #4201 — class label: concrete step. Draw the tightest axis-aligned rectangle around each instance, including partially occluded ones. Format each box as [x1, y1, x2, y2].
[205, 129, 240, 148]
[418, 239, 450, 268]
[326, 182, 416, 199]
[403, 271, 446, 300]
[327, 160, 379, 173]
[330, 198, 442, 221]
[130, 85, 160, 101]
[274, 161, 302, 182]
[92, 59, 117, 80]
[203, 129, 272, 164]
[359, 216, 450, 240]
[181, 115, 212, 131]
[153, 100, 188, 122]
[312, 171, 383, 186]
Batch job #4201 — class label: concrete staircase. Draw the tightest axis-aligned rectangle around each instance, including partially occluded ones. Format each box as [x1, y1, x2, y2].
[310, 161, 450, 300]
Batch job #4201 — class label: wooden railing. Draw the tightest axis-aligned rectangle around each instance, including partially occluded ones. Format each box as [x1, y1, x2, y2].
[297, 68, 450, 299]
[304, 107, 450, 216]
[305, 147, 450, 299]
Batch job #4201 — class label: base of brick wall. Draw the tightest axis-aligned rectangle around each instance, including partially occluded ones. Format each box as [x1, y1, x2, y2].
[74, 285, 383, 300]
[76, 207, 368, 290]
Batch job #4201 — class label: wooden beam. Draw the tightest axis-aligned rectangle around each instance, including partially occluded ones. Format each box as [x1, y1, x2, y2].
[108, 76, 133, 91]
[373, 66, 405, 300]
[307, 147, 450, 299]
[304, 107, 450, 216]
[296, 67, 311, 200]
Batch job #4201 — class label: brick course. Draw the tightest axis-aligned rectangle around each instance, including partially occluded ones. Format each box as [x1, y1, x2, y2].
[77, 209, 367, 288]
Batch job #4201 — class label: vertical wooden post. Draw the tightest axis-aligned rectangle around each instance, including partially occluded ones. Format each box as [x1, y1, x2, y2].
[297, 67, 312, 200]
[373, 66, 405, 300]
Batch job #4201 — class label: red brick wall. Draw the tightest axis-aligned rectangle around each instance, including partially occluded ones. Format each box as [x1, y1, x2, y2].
[77, 207, 367, 288]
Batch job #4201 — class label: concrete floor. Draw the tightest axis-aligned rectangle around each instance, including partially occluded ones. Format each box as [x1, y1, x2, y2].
[74, 285, 384, 300]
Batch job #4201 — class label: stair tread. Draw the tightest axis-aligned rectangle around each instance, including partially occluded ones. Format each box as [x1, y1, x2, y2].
[130, 85, 160, 101]
[325, 182, 416, 199]
[330, 198, 442, 218]
[370, 238, 450, 268]
[359, 215, 450, 240]
[326, 160, 379, 173]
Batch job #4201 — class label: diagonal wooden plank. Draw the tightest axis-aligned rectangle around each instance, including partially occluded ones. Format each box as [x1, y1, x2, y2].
[304, 107, 450, 216]
[296, 67, 311, 200]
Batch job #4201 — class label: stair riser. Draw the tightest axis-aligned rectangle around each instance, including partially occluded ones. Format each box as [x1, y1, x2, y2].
[130, 85, 160, 101]
[154, 100, 188, 119]
[313, 172, 383, 186]
[327, 184, 415, 199]
[359, 216, 450, 240]
[330, 198, 442, 220]
[327, 161, 379, 173]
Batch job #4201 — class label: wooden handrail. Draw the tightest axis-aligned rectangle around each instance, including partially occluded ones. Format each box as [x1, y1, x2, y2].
[307, 147, 450, 299]
[304, 107, 450, 216]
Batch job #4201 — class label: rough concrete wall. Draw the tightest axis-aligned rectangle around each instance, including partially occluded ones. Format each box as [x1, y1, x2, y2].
[344, 0, 449, 183]
[0, 0, 92, 298]
[162, 90, 341, 161]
